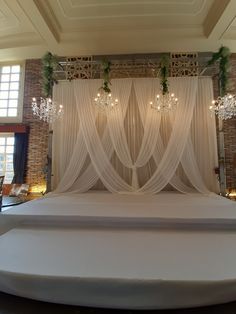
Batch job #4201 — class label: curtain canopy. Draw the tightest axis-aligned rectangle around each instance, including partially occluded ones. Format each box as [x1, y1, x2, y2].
[52, 77, 219, 195]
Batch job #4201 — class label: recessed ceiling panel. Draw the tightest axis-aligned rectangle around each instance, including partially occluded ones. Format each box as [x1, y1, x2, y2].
[0, 0, 37, 35]
[40, 0, 214, 32]
[0, 0, 236, 60]
[222, 16, 236, 40]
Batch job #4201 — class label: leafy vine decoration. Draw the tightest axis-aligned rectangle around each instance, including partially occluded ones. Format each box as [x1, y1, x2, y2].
[41, 49, 231, 99]
[159, 55, 170, 95]
[100, 60, 112, 93]
[207, 46, 231, 97]
[41, 52, 59, 98]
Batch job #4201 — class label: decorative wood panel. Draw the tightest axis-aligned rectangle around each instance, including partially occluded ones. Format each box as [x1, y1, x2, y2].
[65, 56, 93, 80]
[170, 53, 199, 77]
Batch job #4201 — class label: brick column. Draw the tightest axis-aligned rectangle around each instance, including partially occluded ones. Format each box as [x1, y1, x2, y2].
[23, 59, 49, 192]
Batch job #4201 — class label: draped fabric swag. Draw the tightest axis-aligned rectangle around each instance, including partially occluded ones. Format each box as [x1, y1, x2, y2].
[52, 77, 219, 194]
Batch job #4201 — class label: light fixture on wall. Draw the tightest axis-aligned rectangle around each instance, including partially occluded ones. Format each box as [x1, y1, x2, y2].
[151, 55, 178, 112]
[208, 46, 236, 120]
[32, 52, 64, 123]
[209, 94, 236, 120]
[32, 97, 63, 123]
[94, 60, 118, 111]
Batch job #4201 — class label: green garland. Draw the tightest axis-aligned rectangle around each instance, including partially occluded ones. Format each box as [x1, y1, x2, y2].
[207, 46, 231, 96]
[100, 59, 112, 93]
[41, 52, 59, 98]
[159, 55, 170, 95]
[40, 49, 231, 99]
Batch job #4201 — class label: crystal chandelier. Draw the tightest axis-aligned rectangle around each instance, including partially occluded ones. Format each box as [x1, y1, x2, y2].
[32, 52, 64, 123]
[207, 47, 236, 120]
[150, 93, 178, 112]
[151, 55, 178, 113]
[209, 94, 236, 120]
[94, 60, 118, 111]
[94, 90, 118, 111]
[32, 97, 63, 123]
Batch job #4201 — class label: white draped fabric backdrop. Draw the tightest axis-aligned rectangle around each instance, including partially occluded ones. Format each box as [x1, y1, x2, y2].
[52, 77, 219, 195]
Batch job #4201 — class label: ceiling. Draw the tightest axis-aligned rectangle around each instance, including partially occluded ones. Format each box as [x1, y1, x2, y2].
[0, 0, 236, 61]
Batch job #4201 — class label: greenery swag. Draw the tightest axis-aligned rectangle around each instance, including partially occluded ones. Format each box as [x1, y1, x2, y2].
[100, 59, 112, 93]
[41, 52, 59, 98]
[41, 48, 231, 99]
[207, 46, 231, 96]
[159, 55, 170, 95]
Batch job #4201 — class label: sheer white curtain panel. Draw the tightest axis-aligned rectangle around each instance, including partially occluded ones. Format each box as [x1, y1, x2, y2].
[52, 77, 219, 195]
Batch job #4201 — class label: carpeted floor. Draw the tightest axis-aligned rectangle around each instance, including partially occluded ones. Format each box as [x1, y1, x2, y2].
[1, 292, 236, 314]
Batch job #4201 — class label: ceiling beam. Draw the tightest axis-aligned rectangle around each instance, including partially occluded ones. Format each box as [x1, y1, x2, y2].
[16, 0, 59, 52]
[204, 0, 236, 40]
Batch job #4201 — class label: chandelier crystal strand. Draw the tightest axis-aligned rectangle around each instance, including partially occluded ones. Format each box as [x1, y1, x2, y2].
[32, 97, 63, 123]
[209, 94, 236, 120]
[94, 90, 118, 111]
[151, 93, 178, 113]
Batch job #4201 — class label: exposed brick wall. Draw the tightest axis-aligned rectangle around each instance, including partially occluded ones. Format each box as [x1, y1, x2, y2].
[224, 56, 236, 190]
[224, 118, 236, 189]
[212, 56, 236, 191]
[23, 59, 48, 191]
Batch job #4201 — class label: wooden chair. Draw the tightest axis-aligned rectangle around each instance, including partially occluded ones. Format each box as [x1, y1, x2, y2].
[0, 176, 4, 212]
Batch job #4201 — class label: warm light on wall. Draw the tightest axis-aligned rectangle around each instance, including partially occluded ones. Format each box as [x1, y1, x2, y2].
[30, 184, 46, 194]
[226, 189, 236, 200]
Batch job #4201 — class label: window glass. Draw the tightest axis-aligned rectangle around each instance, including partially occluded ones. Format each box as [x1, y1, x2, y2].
[0, 64, 21, 121]
[0, 134, 14, 183]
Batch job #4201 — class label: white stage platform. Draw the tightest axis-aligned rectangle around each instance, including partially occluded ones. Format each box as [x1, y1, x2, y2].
[0, 192, 236, 309]
[2, 192, 236, 232]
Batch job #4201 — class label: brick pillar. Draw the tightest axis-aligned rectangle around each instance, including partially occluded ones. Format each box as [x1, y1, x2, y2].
[23, 59, 49, 192]
[213, 55, 236, 191]
[224, 56, 236, 190]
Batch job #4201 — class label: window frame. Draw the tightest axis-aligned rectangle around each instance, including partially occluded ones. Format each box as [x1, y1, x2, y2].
[0, 132, 15, 183]
[0, 61, 25, 123]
